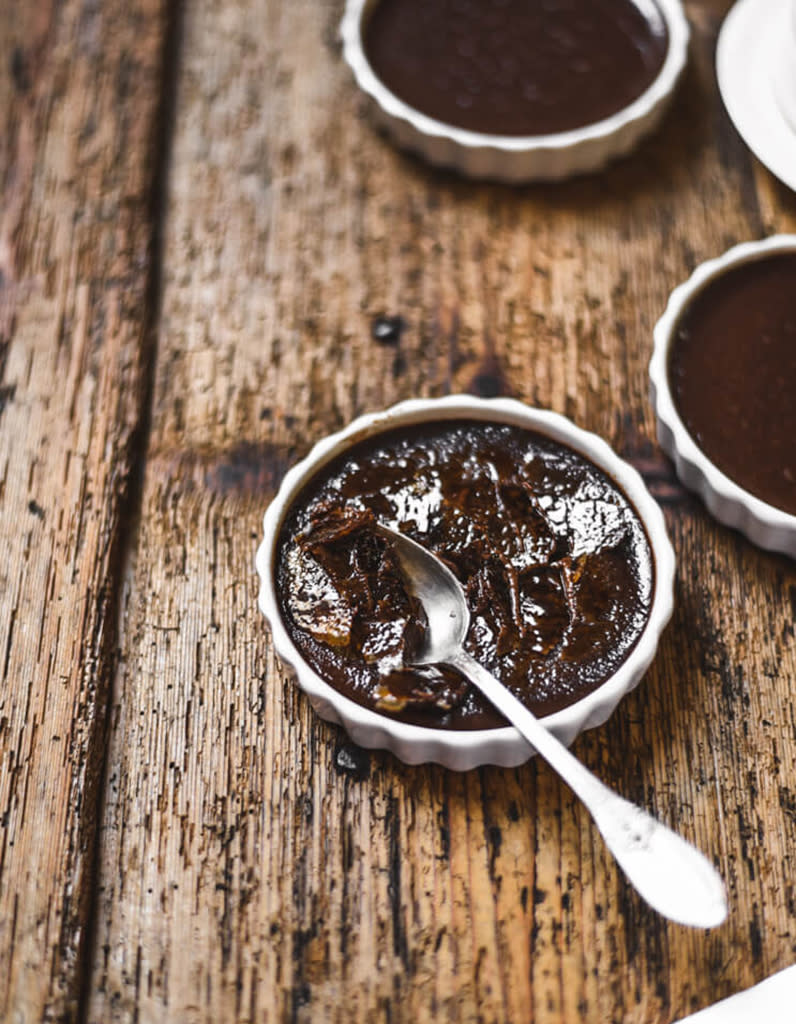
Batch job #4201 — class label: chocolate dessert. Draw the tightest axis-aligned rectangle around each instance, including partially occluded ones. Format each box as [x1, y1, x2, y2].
[668, 252, 796, 517]
[276, 421, 654, 730]
[363, 0, 669, 137]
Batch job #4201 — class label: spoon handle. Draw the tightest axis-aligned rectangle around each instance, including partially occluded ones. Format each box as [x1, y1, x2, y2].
[447, 649, 728, 929]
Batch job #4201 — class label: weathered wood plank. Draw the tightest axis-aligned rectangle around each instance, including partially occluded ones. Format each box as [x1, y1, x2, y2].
[0, 0, 167, 1019]
[88, 0, 796, 1022]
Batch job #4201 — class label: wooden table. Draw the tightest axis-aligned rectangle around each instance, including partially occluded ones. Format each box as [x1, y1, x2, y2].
[1, 1, 795, 1020]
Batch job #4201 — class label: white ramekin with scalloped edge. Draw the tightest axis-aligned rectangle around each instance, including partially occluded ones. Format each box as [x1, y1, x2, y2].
[256, 396, 675, 769]
[340, 0, 690, 183]
[650, 236, 796, 559]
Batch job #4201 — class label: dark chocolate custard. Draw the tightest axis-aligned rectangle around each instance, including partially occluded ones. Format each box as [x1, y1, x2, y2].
[363, 0, 669, 137]
[276, 421, 654, 730]
[669, 252, 796, 517]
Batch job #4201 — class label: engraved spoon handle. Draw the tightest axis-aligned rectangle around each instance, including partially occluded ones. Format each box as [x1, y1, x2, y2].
[447, 649, 727, 929]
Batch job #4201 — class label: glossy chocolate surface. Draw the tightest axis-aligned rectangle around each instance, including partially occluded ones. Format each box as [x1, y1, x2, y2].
[363, 0, 669, 137]
[669, 253, 796, 517]
[276, 421, 654, 730]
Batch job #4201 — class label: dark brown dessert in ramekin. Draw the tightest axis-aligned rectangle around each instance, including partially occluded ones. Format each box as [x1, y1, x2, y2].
[363, 0, 669, 137]
[668, 252, 796, 517]
[276, 420, 654, 731]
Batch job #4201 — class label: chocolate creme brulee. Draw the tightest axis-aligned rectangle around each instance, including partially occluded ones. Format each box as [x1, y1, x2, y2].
[276, 421, 654, 730]
[668, 252, 796, 517]
[363, 0, 669, 137]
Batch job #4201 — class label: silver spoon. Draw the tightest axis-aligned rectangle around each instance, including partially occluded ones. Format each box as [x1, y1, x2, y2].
[377, 523, 728, 929]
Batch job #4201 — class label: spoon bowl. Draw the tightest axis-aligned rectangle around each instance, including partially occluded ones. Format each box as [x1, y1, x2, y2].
[375, 522, 469, 661]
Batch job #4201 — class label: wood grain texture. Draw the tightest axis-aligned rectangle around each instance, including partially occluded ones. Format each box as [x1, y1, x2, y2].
[0, 0, 789, 1020]
[90, 0, 796, 1020]
[0, 0, 166, 1019]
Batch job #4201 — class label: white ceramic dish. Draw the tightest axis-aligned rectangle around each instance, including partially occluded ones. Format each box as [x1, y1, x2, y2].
[717, 0, 796, 193]
[773, 0, 796, 131]
[340, 0, 690, 183]
[256, 396, 675, 770]
[650, 236, 796, 559]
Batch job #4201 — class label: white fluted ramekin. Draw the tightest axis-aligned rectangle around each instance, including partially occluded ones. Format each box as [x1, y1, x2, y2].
[340, 0, 690, 183]
[256, 396, 675, 769]
[773, 0, 796, 131]
[650, 236, 796, 558]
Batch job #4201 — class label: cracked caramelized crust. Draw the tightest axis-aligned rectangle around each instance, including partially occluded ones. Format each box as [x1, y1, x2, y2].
[276, 421, 654, 730]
